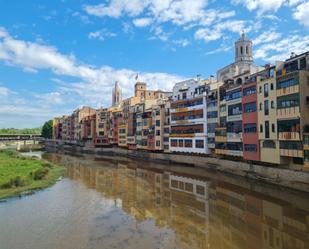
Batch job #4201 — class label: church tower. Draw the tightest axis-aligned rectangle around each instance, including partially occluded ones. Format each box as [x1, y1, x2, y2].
[112, 81, 122, 107]
[235, 32, 253, 63]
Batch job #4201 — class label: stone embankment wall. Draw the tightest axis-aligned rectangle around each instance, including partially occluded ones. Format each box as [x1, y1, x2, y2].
[45, 141, 309, 193]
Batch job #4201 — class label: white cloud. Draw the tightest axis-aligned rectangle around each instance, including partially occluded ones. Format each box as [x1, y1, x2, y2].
[133, 18, 153, 27]
[84, 0, 213, 26]
[232, 0, 286, 13]
[84, 0, 150, 18]
[0, 27, 183, 108]
[88, 30, 117, 41]
[253, 30, 282, 45]
[194, 20, 249, 42]
[0, 86, 11, 97]
[293, 1, 309, 28]
[254, 34, 309, 61]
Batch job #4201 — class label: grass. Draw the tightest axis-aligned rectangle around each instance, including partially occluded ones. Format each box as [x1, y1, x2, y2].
[0, 149, 65, 200]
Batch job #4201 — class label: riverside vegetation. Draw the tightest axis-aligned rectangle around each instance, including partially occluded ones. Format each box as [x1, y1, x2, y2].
[0, 150, 65, 200]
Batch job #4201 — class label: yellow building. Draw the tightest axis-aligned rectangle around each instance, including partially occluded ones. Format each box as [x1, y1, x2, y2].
[257, 66, 281, 164]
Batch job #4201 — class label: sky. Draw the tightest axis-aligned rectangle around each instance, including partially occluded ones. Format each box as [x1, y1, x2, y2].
[0, 0, 309, 128]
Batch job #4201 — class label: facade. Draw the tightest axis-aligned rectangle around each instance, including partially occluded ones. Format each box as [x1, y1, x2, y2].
[51, 35, 309, 170]
[257, 66, 281, 164]
[276, 52, 309, 167]
[169, 79, 210, 154]
[242, 72, 260, 161]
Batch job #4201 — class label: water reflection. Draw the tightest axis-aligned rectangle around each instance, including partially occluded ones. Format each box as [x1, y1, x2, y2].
[45, 153, 309, 249]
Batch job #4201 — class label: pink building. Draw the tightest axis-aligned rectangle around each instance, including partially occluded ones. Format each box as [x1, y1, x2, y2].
[242, 75, 260, 161]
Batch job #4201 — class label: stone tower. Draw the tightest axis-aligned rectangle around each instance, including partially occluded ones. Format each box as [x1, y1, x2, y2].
[235, 32, 253, 63]
[134, 82, 147, 98]
[112, 81, 122, 107]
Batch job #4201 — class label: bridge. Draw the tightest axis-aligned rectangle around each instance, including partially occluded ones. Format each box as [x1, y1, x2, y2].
[0, 134, 43, 142]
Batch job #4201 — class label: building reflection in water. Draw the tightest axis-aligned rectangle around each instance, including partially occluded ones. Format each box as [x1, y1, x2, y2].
[46, 153, 309, 249]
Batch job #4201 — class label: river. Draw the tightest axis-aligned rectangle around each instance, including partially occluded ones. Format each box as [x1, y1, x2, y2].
[0, 152, 309, 249]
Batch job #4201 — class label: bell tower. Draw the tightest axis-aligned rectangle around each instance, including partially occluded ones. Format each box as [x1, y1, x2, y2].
[235, 32, 253, 63]
[112, 81, 122, 107]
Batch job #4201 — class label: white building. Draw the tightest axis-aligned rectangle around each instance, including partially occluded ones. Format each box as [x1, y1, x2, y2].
[169, 79, 210, 154]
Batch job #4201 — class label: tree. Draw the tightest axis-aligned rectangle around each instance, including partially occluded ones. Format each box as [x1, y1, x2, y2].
[41, 120, 53, 139]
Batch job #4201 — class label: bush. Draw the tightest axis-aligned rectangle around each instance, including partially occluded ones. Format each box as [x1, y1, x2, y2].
[42, 163, 53, 169]
[33, 168, 49, 180]
[1, 176, 26, 189]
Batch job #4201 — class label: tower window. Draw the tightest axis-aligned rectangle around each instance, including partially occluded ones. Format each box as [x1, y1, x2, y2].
[240, 46, 243, 54]
[246, 46, 248, 54]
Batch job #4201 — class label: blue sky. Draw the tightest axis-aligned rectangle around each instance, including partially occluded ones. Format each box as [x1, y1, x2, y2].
[0, 0, 309, 128]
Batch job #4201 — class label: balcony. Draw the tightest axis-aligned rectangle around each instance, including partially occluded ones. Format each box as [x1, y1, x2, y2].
[277, 85, 299, 97]
[277, 106, 300, 120]
[227, 132, 242, 142]
[215, 149, 243, 157]
[215, 136, 227, 142]
[279, 132, 301, 141]
[280, 149, 303, 158]
[208, 143, 216, 149]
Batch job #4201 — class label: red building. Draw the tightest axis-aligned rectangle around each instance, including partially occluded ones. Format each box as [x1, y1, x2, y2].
[242, 75, 260, 161]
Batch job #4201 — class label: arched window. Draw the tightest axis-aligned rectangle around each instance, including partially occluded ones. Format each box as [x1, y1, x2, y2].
[246, 46, 248, 54]
[240, 46, 243, 54]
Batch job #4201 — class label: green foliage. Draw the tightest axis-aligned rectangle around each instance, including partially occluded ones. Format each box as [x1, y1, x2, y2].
[0, 127, 42, 135]
[0, 149, 65, 199]
[41, 120, 53, 139]
[32, 168, 49, 180]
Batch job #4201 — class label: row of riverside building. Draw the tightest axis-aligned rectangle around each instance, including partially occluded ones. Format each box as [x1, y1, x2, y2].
[52, 33, 309, 170]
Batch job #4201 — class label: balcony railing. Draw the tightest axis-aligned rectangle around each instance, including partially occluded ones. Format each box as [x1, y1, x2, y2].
[215, 136, 227, 142]
[279, 132, 301, 141]
[277, 106, 300, 119]
[280, 149, 303, 158]
[227, 132, 242, 142]
[215, 149, 243, 157]
[277, 85, 299, 97]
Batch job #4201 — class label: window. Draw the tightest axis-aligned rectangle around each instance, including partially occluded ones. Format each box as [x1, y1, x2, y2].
[260, 124, 263, 133]
[244, 123, 257, 133]
[227, 121, 242, 133]
[265, 121, 270, 138]
[264, 83, 269, 97]
[244, 144, 257, 152]
[240, 46, 243, 54]
[179, 139, 184, 147]
[228, 103, 242, 116]
[272, 123, 275, 133]
[171, 139, 177, 147]
[271, 101, 275, 109]
[156, 130, 160, 136]
[196, 185, 205, 195]
[259, 103, 263, 111]
[244, 102, 256, 113]
[155, 120, 160, 127]
[220, 105, 226, 112]
[182, 92, 187, 99]
[277, 93, 299, 109]
[270, 83, 274, 90]
[156, 141, 160, 146]
[277, 78, 298, 89]
[185, 139, 192, 148]
[263, 140, 276, 148]
[264, 100, 269, 115]
[185, 183, 193, 192]
[246, 46, 248, 54]
[195, 140, 204, 148]
[226, 89, 242, 101]
[259, 86, 262, 94]
[243, 86, 256, 96]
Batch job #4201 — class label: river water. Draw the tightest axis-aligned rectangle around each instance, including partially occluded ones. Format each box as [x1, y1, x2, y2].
[0, 152, 309, 249]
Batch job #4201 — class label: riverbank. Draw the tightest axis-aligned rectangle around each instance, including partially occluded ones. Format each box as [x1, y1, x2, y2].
[45, 141, 309, 192]
[0, 150, 65, 200]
